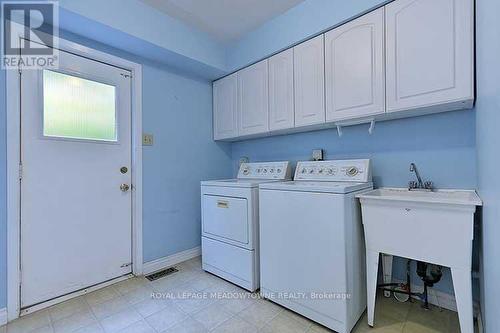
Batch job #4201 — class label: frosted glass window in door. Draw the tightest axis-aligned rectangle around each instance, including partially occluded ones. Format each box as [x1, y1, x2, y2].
[43, 70, 117, 141]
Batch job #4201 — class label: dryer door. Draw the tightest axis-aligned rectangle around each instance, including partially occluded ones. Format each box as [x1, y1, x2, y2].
[202, 195, 249, 246]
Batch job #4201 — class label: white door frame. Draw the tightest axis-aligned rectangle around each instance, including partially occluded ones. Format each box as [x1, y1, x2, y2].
[6, 36, 143, 321]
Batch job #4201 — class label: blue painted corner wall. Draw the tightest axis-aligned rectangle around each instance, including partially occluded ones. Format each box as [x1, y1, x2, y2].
[475, 0, 500, 331]
[141, 65, 232, 261]
[0, 68, 7, 309]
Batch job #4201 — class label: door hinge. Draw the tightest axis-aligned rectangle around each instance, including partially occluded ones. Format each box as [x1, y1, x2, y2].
[120, 73, 132, 79]
[19, 163, 23, 180]
[121, 262, 132, 268]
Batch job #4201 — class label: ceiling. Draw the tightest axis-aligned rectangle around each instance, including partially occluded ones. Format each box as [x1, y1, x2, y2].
[140, 0, 305, 42]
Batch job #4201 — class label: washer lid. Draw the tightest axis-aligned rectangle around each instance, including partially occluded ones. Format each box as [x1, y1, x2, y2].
[259, 181, 373, 194]
[201, 179, 287, 188]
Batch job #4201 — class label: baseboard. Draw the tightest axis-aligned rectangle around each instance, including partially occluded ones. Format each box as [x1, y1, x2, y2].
[0, 307, 7, 326]
[392, 278, 480, 316]
[143, 246, 201, 275]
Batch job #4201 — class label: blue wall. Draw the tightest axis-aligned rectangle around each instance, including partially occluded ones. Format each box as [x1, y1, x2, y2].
[0, 68, 6, 310]
[141, 65, 232, 261]
[476, 0, 500, 331]
[232, 111, 476, 189]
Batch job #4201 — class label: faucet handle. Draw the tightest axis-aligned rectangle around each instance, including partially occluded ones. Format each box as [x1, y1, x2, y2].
[424, 181, 433, 190]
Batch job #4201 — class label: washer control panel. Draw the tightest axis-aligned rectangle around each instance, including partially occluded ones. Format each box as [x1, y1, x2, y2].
[238, 161, 292, 180]
[294, 159, 372, 182]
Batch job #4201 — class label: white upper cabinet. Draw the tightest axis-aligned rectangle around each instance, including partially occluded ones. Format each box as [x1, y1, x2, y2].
[213, 73, 238, 140]
[213, 0, 474, 141]
[237, 59, 269, 136]
[385, 0, 474, 112]
[325, 7, 385, 122]
[269, 49, 295, 131]
[294, 35, 326, 127]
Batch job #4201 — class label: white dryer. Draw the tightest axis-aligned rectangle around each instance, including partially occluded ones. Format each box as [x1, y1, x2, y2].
[259, 159, 373, 333]
[201, 161, 291, 291]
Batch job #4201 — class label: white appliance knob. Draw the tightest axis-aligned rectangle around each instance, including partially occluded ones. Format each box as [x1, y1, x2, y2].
[318, 169, 324, 174]
[263, 169, 268, 173]
[270, 168, 274, 173]
[309, 169, 314, 174]
[327, 168, 334, 175]
[243, 168, 250, 175]
[277, 168, 282, 173]
[301, 168, 307, 174]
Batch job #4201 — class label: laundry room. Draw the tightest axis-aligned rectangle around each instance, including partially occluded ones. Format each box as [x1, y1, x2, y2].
[0, 0, 498, 332]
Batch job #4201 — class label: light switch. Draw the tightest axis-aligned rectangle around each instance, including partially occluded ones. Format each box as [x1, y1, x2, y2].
[143, 133, 154, 146]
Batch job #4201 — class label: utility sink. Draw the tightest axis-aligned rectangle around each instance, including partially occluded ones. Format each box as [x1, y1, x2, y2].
[356, 188, 482, 333]
[357, 187, 482, 206]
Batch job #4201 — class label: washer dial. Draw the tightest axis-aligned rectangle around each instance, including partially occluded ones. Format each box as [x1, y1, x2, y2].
[347, 166, 359, 177]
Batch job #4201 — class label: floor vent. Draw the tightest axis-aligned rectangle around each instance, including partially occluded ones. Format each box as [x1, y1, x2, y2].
[146, 267, 179, 281]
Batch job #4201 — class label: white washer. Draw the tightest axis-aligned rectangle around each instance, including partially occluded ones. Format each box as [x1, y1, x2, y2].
[201, 161, 291, 291]
[259, 159, 373, 333]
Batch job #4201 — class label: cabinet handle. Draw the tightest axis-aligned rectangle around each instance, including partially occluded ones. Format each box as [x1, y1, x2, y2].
[217, 201, 229, 208]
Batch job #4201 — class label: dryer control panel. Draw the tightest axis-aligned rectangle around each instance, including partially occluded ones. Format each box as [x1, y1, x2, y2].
[294, 159, 372, 182]
[238, 161, 292, 180]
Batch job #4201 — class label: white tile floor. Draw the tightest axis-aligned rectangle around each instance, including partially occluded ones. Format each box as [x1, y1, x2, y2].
[0, 257, 466, 333]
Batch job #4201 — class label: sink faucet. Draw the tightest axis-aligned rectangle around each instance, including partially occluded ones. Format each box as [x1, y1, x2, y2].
[409, 163, 433, 191]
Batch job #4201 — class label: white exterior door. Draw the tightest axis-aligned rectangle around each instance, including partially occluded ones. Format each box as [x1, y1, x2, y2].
[237, 60, 269, 136]
[269, 49, 294, 131]
[293, 35, 325, 127]
[385, 0, 474, 112]
[213, 73, 238, 140]
[20, 49, 133, 307]
[325, 7, 385, 122]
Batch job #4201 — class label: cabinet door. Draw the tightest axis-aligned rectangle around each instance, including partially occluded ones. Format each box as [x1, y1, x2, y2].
[238, 60, 269, 136]
[294, 35, 325, 127]
[269, 49, 294, 131]
[213, 73, 238, 140]
[386, 0, 474, 112]
[325, 7, 385, 122]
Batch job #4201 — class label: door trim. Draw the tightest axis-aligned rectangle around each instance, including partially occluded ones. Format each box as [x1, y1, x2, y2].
[6, 36, 143, 321]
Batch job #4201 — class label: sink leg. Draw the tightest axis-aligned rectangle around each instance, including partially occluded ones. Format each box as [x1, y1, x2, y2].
[451, 268, 474, 333]
[381, 254, 394, 297]
[367, 250, 379, 327]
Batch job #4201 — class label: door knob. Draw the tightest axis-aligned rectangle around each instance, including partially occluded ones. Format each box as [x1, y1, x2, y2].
[120, 184, 130, 192]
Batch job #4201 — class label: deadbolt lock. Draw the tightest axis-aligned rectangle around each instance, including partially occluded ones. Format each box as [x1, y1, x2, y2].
[120, 184, 130, 192]
[120, 166, 128, 174]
